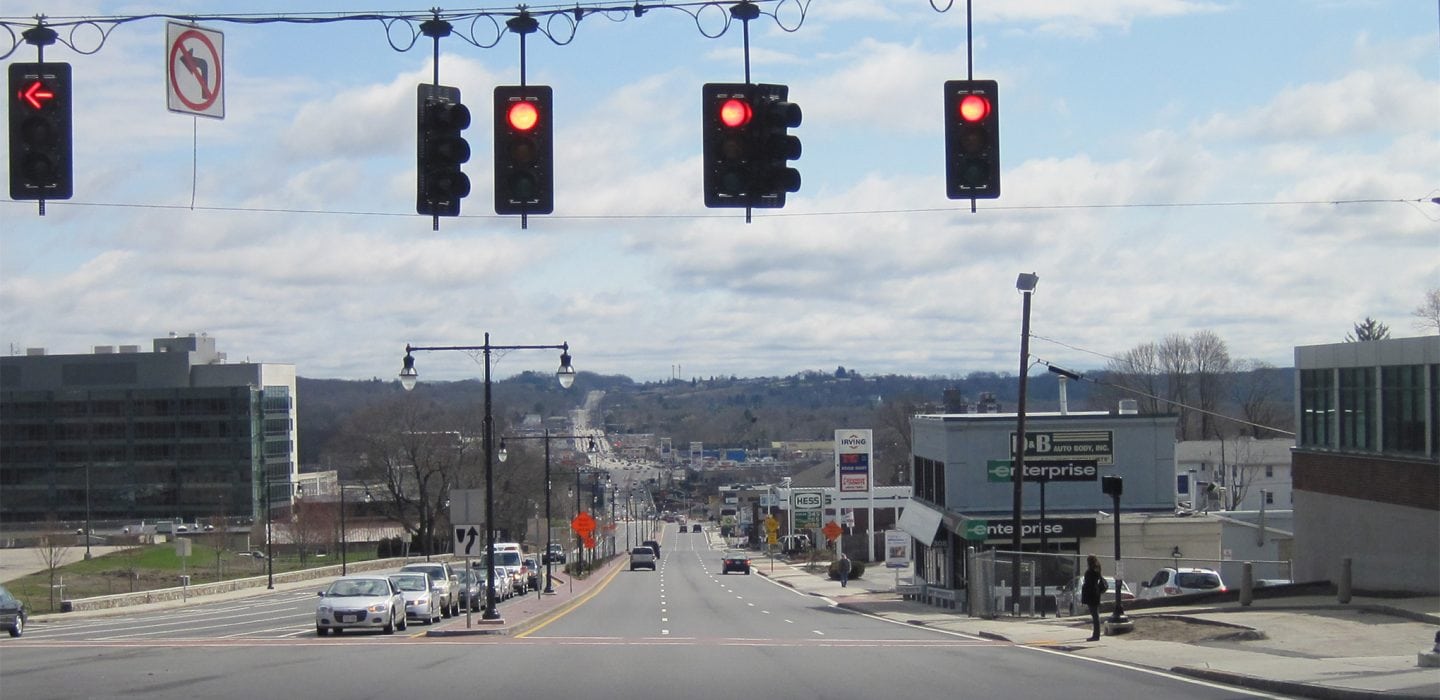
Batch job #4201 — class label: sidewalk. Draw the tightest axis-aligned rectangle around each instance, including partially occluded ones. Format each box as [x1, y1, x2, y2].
[756, 555, 1440, 700]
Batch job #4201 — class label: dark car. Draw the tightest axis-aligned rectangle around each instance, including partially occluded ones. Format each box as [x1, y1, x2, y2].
[543, 544, 566, 564]
[523, 556, 541, 590]
[455, 569, 483, 612]
[642, 539, 661, 559]
[0, 584, 26, 637]
[721, 551, 751, 575]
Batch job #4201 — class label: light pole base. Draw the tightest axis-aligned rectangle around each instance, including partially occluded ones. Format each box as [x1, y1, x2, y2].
[1104, 616, 1134, 635]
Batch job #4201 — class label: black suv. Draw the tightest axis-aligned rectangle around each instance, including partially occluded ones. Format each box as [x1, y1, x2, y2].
[642, 539, 661, 559]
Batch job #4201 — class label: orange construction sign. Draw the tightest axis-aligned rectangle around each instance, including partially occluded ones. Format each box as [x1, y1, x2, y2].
[822, 520, 843, 541]
[571, 512, 596, 537]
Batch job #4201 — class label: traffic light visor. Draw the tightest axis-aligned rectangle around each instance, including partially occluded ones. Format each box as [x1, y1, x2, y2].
[720, 98, 752, 128]
[507, 101, 539, 132]
[958, 94, 991, 122]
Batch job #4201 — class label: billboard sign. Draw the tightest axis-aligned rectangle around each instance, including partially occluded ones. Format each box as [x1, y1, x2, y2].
[835, 429, 872, 493]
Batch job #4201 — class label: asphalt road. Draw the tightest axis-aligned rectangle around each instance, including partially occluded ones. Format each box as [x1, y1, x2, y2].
[0, 528, 1268, 700]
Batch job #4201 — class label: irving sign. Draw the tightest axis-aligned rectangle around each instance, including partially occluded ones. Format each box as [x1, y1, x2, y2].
[835, 429, 872, 493]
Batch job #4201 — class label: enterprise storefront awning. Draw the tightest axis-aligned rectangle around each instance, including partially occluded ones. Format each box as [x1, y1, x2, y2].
[897, 499, 946, 546]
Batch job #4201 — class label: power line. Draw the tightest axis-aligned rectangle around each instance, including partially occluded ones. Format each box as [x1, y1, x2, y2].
[0, 195, 1424, 222]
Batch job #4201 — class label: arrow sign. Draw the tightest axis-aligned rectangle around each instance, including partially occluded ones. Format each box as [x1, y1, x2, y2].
[454, 524, 481, 555]
[19, 81, 54, 110]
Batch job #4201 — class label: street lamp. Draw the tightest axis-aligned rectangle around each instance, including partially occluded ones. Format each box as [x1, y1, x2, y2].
[498, 430, 597, 594]
[1011, 271, 1038, 616]
[400, 334, 575, 620]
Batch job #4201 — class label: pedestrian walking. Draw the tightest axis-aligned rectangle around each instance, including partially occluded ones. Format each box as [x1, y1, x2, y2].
[1081, 554, 1107, 641]
[838, 553, 852, 588]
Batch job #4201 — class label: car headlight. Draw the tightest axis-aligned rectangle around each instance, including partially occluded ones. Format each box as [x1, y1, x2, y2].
[318, 605, 333, 614]
[366, 602, 388, 613]
[416, 596, 430, 605]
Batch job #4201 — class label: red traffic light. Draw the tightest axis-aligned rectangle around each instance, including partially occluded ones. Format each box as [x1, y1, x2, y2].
[17, 80, 56, 110]
[958, 94, 990, 123]
[507, 101, 539, 132]
[719, 98, 752, 128]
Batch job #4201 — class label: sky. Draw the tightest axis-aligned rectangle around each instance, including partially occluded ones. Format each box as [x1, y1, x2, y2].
[2, 1, 1436, 384]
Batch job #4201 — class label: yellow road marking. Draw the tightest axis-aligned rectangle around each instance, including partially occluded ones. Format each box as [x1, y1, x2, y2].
[514, 563, 625, 638]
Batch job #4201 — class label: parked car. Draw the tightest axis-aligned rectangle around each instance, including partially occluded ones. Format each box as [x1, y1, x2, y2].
[642, 539, 661, 559]
[454, 568, 483, 612]
[523, 556, 541, 590]
[629, 546, 657, 571]
[388, 572, 442, 624]
[315, 575, 407, 635]
[543, 544, 567, 564]
[1138, 567, 1228, 600]
[721, 551, 751, 575]
[399, 562, 461, 617]
[1054, 576, 1135, 616]
[481, 549, 529, 595]
[0, 584, 27, 637]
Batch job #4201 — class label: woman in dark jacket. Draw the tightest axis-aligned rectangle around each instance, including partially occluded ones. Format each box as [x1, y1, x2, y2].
[1081, 554, 1105, 641]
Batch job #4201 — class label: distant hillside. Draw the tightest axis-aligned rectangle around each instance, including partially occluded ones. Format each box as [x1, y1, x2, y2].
[296, 367, 1294, 467]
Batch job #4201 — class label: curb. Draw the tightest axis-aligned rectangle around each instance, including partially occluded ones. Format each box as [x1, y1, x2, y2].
[1171, 666, 1436, 700]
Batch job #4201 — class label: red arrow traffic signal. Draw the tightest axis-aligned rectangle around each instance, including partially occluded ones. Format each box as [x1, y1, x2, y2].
[18, 81, 55, 110]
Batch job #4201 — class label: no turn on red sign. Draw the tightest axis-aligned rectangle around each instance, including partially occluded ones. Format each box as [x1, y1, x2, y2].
[167, 22, 224, 118]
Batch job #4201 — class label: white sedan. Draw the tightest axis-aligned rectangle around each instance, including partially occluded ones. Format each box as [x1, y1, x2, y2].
[316, 575, 408, 636]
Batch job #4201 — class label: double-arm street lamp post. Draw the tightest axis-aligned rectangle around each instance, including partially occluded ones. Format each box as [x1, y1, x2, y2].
[400, 334, 576, 620]
[498, 430, 597, 594]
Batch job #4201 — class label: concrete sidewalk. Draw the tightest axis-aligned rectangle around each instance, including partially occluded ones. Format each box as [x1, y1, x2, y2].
[756, 556, 1440, 700]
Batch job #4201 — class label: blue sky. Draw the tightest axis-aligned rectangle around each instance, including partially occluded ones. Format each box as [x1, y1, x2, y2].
[2, 1, 1436, 383]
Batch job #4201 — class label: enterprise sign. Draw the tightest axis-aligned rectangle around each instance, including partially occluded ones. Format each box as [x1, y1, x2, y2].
[986, 459, 1099, 483]
[961, 517, 1098, 541]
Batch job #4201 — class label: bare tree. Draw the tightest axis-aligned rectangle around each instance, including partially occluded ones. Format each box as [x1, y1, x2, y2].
[333, 394, 481, 555]
[1101, 342, 1165, 414]
[1346, 317, 1391, 342]
[1190, 330, 1233, 439]
[1232, 359, 1291, 438]
[285, 498, 337, 566]
[1414, 287, 1440, 334]
[33, 533, 71, 611]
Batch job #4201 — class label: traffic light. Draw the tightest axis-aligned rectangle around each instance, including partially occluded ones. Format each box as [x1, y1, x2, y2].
[702, 82, 801, 209]
[944, 79, 1000, 200]
[702, 82, 753, 208]
[493, 85, 554, 216]
[416, 83, 471, 217]
[749, 83, 801, 207]
[9, 62, 73, 201]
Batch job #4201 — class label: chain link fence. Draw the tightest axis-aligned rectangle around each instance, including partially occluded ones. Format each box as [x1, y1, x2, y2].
[968, 549, 1293, 618]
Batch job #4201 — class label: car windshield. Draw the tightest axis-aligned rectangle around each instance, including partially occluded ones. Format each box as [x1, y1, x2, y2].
[390, 575, 428, 592]
[632, 547, 653, 554]
[330, 579, 388, 597]
[404, 566, 443, 581]
[482, 552, 522, 567]
[1176, 572, 1222, 589]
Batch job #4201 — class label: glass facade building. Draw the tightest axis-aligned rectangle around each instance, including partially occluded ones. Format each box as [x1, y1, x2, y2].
[0, 335, 298, 526]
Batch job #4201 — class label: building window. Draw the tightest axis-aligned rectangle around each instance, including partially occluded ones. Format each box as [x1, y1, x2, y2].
[1338, 366, 1375, 451]
[1265, 491, 1274, 505]
[1381, 365, 1426, 454]
[1264, 465, 1274, 478]
[1299, 368, 1334, 448]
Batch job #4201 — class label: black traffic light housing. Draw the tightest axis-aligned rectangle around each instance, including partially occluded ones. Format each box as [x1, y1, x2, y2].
[494, 85, 554, 216]
[416, 83, 472, 217]
[702, 82, 801, 209]
[9, 62, 73, 201]
[944, 79, 1000, 200]
[1102, 474, 1124, 498]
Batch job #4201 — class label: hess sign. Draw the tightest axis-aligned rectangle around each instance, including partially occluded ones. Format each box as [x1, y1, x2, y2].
[792, 492, 822, 509]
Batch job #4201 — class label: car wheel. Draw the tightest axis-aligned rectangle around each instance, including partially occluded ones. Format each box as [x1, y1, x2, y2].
[316, 626, 328, 636]
[441, 601, 452, 618]
[745, 568, 751, 575]
[8, 618, 22, 637]
[450, 601, 460, 617]
[333, 628, 343, 635]
[398, 614, 407, 631]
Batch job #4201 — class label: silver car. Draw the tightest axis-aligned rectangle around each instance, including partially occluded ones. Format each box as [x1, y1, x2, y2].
[388, 572, 442, 624]
[399, 562, 460, 618]
[315, 575, 407, 636]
